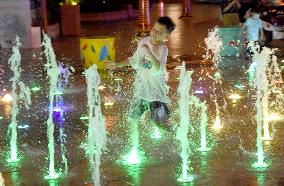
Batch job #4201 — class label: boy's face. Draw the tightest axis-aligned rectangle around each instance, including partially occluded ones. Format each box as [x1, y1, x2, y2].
[150, 22, 169, 44]
[252, 13, 260, 19]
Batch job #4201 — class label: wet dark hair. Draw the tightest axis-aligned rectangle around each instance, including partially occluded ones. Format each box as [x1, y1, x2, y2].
[250, 6, 261, 14]
[157, 16, 176, 34]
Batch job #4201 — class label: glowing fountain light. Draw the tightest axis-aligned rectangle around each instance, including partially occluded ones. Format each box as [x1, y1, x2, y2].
[2, 93, 13, 102]
[228, 93, 242, 104]
[54, 91, 63, 95]
[194, 90, 204, 94]
[98, 85, 106, 91]
[30, 86, 41, 92]
[18, 124, 29, 129]
[104, 101, 114, 107]
[228, 93, 242, 100]
[212, 100, 222, 131]
[125, 149, 143, 165]
[80, 115, 89, 120]
[176, 62, 194, 182]
[126, 117, 143, 166]
[7, 36, 31, 163]
[42, 33, 60, 180]
[53, 107, 63, 112]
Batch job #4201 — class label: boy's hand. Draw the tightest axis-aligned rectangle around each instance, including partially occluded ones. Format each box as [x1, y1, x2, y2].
[105, 60, 117, 70]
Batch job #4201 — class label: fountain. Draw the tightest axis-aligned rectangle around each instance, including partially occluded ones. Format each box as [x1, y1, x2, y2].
[176, 62, 194, 182]
[204, 27, 224, 131]
[248, 42, 269, 168]
[42, 33, 61, 179]
[189, 96, 210, 152]
[53, 64, 73, 175]
[125, 116, 143, 165]
[84, 64, 106, 186]
[7, 36, 31, 163]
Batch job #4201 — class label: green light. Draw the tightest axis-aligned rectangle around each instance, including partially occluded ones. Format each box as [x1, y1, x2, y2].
[7, 153, 23, 164]
[80, 115, 89, 120]
[126, 149, 142, 165]
[256, 172, 265, 186]
[44, 172, 60, 180]
[7, 157, 20, 163]
[177, 160, 194, 183]
[177, 175, 194, 182]
[197, 147, 211, 152]
[114, 78, 122, 81]
[247, 70, 255, 85]
[0, 116, 3, 120]
[150, 126, 162, 139]
[252, 162, 268, 169]
[54, 91, 63, 95]
[31, 86, 41, 92]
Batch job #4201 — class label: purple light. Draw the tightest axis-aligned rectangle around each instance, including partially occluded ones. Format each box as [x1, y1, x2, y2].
[195, 90, 204, 94]
[53, 107, 63, 112]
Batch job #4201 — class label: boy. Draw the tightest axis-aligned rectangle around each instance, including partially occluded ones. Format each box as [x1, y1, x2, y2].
[106, 16, 176, 131]
[243, 7, 263, 70]
[243, 7, 265, 45]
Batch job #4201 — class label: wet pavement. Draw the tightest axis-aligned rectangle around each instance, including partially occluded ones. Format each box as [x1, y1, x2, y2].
[1, 2, 284, 186]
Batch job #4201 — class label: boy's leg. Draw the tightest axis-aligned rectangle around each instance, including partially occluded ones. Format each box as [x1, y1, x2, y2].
[127, 99, 149, 149]
[149, 101, 175, 132]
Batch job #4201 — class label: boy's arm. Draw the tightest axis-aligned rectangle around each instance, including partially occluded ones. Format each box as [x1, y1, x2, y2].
[105, 58, 130, 69]
[262, 21, 276, 31]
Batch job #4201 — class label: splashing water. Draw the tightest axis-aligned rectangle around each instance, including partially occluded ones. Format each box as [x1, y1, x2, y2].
[252, 43, 275, 142]
[7, 36, 31, 163]
[268, 55, 284, 115]
[204, 27, 223, 68]
[42, 33, 61, 179]
[55, 64, 73, 175]
[126, 116, 142, 165]
[204, 27, 224, 130]
[84, 64, 106, 186]
[176, 62, 194, 182]
[250, 42, 270, 168]
[190, 96, 210, 152]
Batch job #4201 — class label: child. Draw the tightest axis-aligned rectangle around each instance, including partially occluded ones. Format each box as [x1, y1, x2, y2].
[243, 7, 265, 45]
[106, 16, 176, 131]
[242, 7, 264, 70]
